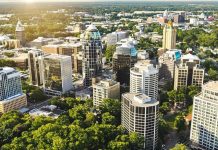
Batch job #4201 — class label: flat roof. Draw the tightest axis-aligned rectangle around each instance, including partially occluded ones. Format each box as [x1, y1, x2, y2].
[203, 81, 218, 92]
[122, 93, 159, 107]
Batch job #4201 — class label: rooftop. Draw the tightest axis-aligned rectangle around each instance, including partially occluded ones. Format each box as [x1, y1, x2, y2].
[123, 93, 159, 107]
[0, 67, 15, 74]
[203, 81, 218, 92]
[43, 54, 71, 60]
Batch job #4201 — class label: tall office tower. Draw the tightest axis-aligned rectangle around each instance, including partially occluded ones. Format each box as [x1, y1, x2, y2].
[174, 54, 204, 90]
[190, 81, 218, 150]
[0, 67, 27, 113]
[162, 21, 176, 51]
[159, 49, 182, 81]
[93, 79, 120, 106]
[82, 24, 102, 87]
[122, 93, 159, 150]
[112, 40, 137, 85]
[130, 60, 159, 100]
[15, 20, 25, 46]
[40, 54, 73, 96]
[28, 49, 44, 86]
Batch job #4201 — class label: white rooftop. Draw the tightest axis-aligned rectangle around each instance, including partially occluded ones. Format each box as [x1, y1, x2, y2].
[86, 24, 98, 31]
[182, 53, 200, 61]
[0, 67, 15, 74]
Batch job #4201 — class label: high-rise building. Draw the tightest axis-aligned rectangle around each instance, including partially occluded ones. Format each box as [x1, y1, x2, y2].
[93, 79, 120, 106]
[174, 14, 185, 24]
[28, 49, 44, 86]
[190, 81, 218, 150]
[0, 67, 27, 113]
[122, 93, 159, 150]
[39, 54, 73, 96]
[162, 21, 176, 51]
[112, 39, 137, 84]
[15, 20, 25, 46]
[174, 54, 204, 90]
[130, 60, 159, 100]
[82, 24, 102, 87]
[159, 49, 182, 81]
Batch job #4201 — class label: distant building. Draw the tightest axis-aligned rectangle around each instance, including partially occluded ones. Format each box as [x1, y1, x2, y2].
[162, 21, 177, 51]
[28, 49, 44, 86]
[174, 54, 204, 90]
[174, 14, 185, 24]
[0, 67, 27, 113]
[106, 31, 129, 46]
[42, 43, 83, 73]
[15, 20, 25, 46]
[159, 49, 182, 81]
[122, 93, 159, 150]
[190, 81, 218, 150]
[130, 60, 159, 100]
[93, 79, 120, 106]
[82, 24, 102, 87]
[39, 54, 73, 96]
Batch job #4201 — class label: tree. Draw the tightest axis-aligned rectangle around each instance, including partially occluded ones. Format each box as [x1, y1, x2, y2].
[174, 115, 186, 132]
[29, 88, 47, 103]
[99, 99, 121, 124]
[102, 112, 116, 125]
[208, 68, 218, 80]
[160, 102, 170, 115]
[170, 144, 188, 150]
[105, 45, 116, 61]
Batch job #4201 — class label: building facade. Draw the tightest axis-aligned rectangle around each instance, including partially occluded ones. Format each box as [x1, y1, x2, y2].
[28, 49, 44, 86]
[112, 40, 137, 85]
[122, 93, 159, 150]
[0, 67, 27, 113]
[93, 79, 120, 106]
[190, 81, 218, 150]
[42, 43, 83, 73]
[82, 24, 102, 87]
[39, 54, 73, 96]
[162, 21, 176, 51]
[174, 54, 204, 90]
[159, 49, 182, 81]
[15, 20, 25, 46]
[130, 60, 159, 100]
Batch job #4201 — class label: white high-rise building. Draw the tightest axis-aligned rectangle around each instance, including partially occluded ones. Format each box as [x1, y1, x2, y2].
[82, 24, 102, 87]
[106, 31, 129, 46]
[15, 20, 25, 46]
[190, 81, 218, 150]
[0, 67, 27, 113]
[39, 54, 73, 96]
[122, 93, 159, 150]
[93, 79, 120, 106]
[130, 60, 159, 100]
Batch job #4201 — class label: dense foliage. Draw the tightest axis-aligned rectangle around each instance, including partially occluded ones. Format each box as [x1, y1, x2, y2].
[0, 98, 143, 150]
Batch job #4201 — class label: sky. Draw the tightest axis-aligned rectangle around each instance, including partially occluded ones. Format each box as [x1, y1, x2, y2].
[1, 0, 218, 2]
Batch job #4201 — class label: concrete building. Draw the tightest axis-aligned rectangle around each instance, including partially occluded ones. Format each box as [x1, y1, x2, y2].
[15, 20, 25, 46]
[174, 54, 204, 90]
[28, 49, 44, 86]
[106, 31, 129, 46]
[122, 93, 159, 150]
[112, 39, 137, 84]
[42, 43, 83, 73]
[162, 21, 176, 51]
[174, 14, 185, 24]
[82, 24, 102, 87]
[93, 79, 120, 106]
[190, 81, 218, 150]
[0, 67, 27, 113]
[40, 54, 73, 96]
[159, 49, 182, 81]
[130, 60, 159, 100]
